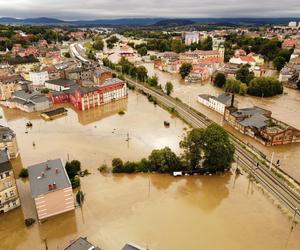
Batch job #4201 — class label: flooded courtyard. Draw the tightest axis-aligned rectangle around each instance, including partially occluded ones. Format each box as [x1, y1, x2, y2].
[0, 87, 300, 250]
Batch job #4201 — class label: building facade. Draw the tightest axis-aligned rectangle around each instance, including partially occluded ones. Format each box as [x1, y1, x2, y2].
[0, 150, 20, 214]
[0, 126, 19, 159]
[29, 71, 49, 86]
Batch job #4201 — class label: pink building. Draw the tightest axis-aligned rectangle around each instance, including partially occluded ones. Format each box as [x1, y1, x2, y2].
[28, 159, 74, 221]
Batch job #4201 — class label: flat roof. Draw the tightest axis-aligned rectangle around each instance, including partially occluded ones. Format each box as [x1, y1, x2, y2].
[28, 159, 71, 198]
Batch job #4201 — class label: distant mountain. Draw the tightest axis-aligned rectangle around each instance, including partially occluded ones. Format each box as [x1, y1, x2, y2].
[0, 17, 299, 27]
[154, 19, 195, 27]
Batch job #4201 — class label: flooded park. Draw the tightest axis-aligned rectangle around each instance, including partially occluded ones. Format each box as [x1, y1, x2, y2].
[0, 90, 300, 250]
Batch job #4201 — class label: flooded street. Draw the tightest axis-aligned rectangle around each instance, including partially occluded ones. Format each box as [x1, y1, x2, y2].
[0, 89, 300, 249]
[142, 62, 300, 181]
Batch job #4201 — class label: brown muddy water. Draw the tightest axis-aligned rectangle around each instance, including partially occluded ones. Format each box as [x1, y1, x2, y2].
[1, 77, 300, 249]
[142, 62, 300, 181]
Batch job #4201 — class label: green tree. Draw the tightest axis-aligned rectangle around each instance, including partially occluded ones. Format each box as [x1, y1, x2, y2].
[248, 77, 283, 97]
[76, 190, 85, 207]
[147, 75, 159, 87]
[179, 63, 192, 79]
[180, 128, 204, 170]
[171, 39, 185, 53]
[137, 46, 148, 56]
[65, 160, 81, 180]
[214, 73, 226, 88]
[19, 168, 28, 178]
[224, 79, 246, 94]
[148, 147, 182, 173]
[165, 81, 174, 95]
[273, 56, 286, 71]
[201, 124, 235, 172]
[93, 36, 104, 50]
[112, 158, 124, 173]
[136, 66, 148, 82]
[236, 64, 254, 84]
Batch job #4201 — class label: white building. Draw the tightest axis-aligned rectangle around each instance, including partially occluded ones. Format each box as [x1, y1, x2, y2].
[288, 21, 298, 28]
[198, 93, 233, 114]
[29, 71, 49, 86]
[185, 32, 199, 45]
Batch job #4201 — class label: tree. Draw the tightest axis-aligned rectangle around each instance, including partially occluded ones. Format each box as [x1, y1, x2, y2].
[236, 64, 254, 84]
[148, 147, 182, 173]
[137, 46, 148, 56]
[112, 158, 124, 173]
[214, 73, 226, 88]
[19, 168, 28, 178]
[180, 128, 204, 170]
[248, 77, 283, 97]
[65, 160, 81, 180]
[93, 36, 104, 51]
[165, 81, 174, 95]
[201, 124, 235, 172]
[224, 79, 246, 95]
[273, 56, 286, 71]
[136, 66, 148, 82]
[171, 39, 185, 53]
[147, 75, 159, 87]
[179, 63, 192, 79]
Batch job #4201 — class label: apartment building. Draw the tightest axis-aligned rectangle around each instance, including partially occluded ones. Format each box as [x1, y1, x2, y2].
[0, 126, 19, 159]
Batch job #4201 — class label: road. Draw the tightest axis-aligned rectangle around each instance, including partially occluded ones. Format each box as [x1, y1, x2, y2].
[71, 43, 300, 218]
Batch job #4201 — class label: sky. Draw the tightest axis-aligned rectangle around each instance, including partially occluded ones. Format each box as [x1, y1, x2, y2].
[0, 0, 299, 20]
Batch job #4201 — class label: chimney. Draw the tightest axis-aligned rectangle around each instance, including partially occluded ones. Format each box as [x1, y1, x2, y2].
[231, 94, 235, 107]
[48, 184, 53, 191]
[41, 171, 45, 178]
[53, 182, 57, 189]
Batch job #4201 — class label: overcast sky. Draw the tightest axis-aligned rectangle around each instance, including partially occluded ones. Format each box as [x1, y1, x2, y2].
[0, 0, 299, 20]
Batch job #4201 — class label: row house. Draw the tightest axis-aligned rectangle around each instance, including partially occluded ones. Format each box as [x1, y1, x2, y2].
[0, 126, 19, 159]
[28, 159, 74, 221]
[65, 68, 93, 81]
[181, 46, 225, 63]
[0, 150, 20, 214]
[224, 106, 300, 146]
[48, 78, 128, 111]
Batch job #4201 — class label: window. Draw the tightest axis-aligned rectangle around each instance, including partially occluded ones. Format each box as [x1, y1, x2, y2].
[5, 172, 10, 177]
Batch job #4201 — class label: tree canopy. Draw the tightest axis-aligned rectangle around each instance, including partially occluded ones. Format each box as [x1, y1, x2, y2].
[179, 63, 192, 79]
[247, 77, 283, 97]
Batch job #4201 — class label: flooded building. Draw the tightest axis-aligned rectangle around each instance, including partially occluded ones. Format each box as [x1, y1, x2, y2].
[0, 125, 19, 158]
[48, 78, 127, 111]
[28, 159, 74, 221]
[198, 93, 233, 114]
[0, 74, 25, 100]
[224, 106, 300, 146]
[0, 150, 20, 214]
[64, 237, 101, 250]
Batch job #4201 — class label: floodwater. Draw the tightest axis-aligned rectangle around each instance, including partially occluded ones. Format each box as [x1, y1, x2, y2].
[141, 62, 300, 181]
[0, 91, 300, 249]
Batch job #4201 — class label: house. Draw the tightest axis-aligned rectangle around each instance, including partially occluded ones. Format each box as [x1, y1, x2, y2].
[93, 69, 112, 85]
[279, 66, 298, 82]
[0, 126, 19, 158]
[224, 106, 300, 146]
[198, 93, 234, 114]
[3, 90, 52, 112]
[229, 55, 256, 69]
[48, 78, 127, 111]
[282, 39, 297, 49]
[186, 66, 210, 82]
[64, 237, 101, 250]
[234, 49, 246, 57]
[182, 48, 224, 62]
[0, 74, 25, 100]
[29, 71, 49, 86]
[0, 150, 20, 214]
[28, 159, 75, 221]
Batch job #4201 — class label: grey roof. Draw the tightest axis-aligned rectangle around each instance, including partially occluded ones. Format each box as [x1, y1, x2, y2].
[240, 113, 268, 129]
[64, 237, 101, 250]
[122, 243, 146, 250]
[215, 93, 232, 105]
[0, 150, 12, 173]
[231, 107, 269, 118]
[102, 78, 124, 87]
[198, 94, 212, 101]
[28, 159, 71, 198]
[45, 79, 76, 87]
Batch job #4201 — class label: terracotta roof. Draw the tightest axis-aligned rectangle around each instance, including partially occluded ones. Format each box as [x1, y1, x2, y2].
[240, 56, 256, 63]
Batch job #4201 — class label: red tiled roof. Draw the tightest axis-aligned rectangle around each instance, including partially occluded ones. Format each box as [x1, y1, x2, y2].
[240, 56, 256, 63]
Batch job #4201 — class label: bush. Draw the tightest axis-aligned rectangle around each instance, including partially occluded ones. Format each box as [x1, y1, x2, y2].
[112, 158, 124, 173]
[71, 176, 80, 189]
[247, 77, 283, 97]
[98, 164, 109, 173]
[41, 88, 49, 94]
[19, 168, 28, 178]
[25, 218, 35, 227]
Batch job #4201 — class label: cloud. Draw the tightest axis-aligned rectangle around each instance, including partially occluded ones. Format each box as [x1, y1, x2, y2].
[0, 0, 299, 20]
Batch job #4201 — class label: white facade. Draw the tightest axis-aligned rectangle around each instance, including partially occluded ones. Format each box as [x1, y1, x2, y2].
[29, 71, 49, 86]
[198, 94, 229, 115]
[185, 32, 199, 45]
